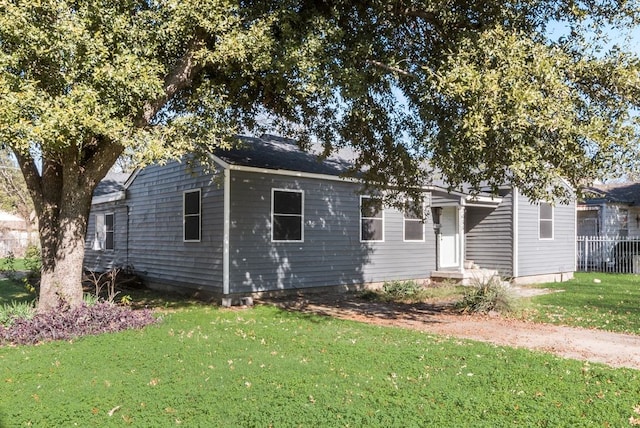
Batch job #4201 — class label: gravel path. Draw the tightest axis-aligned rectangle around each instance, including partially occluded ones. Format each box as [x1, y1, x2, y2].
[263, 292, 640, 370]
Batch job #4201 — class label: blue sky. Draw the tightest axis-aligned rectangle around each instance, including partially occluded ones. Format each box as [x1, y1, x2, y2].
[547, 20, 640, 55]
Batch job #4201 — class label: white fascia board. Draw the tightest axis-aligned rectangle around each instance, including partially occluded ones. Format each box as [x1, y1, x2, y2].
[209, 154, 358, 183]
[123, 169, 141, 189]
[209, 154, 493, 198]
[577, 205, 600, 211]
[91, 191, 126, 205]
[463, 194, 502, 207]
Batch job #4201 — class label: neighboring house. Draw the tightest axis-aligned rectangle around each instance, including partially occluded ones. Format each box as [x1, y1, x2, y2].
[0, 210, 31, 256]
[578, 182, 640, 237]
[85, 135, 576, 301]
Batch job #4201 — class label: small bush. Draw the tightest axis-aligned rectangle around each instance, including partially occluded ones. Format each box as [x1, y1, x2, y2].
[361, 280, 463, 303]
[1, 251, 17, 280]
[0, 300, 35, 327]
[457, 276, 515, 314]
[382, 280, 423, 299]
[23, 244, 41, 274]
[82, 293, 100, 306]
[0, 301, 158, 345]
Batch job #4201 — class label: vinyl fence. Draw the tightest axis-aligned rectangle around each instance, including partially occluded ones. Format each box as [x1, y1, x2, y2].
[577, 236, 640, 273]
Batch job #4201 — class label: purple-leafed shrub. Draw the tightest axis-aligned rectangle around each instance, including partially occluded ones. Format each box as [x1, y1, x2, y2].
[0, 301, 158, 345]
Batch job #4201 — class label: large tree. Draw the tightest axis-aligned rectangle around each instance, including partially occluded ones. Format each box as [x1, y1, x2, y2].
[0, 1, 639, 311]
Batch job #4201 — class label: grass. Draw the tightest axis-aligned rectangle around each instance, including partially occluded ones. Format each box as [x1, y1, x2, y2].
[522, 272, 640, 334]
[3, 304, 640, 426]
[4, 270, 640, 425]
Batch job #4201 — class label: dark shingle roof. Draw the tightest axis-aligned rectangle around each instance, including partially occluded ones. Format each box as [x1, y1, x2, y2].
[214, 135, 353, 176]
[582, 182, 640, 205]
[93, 172, 131, 197]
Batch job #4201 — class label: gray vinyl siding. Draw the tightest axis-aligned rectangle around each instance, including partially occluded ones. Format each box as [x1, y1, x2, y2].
[517, 193, 576, 276]
[227, 170, 435, 293]
[125, 161, 225, 293]
[84, 201, 128, 271]
[465, 192, 514, 277]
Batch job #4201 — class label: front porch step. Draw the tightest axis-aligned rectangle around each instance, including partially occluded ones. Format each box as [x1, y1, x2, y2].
[431, 268, 501, 286]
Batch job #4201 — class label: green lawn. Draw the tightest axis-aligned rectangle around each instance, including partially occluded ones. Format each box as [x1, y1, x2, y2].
[3, 272, 640, 426]
[524, 272, 640, 334]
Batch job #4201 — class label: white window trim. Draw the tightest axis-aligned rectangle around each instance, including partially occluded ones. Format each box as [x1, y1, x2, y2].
[403, 199, 425, 242]
[183, 188, 202, 243]
[360, 195, 385, 242]
[271, 188, 304, 243]
[538, 202, 554, 240]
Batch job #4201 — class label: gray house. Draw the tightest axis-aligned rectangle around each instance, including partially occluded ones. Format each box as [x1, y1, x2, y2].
[85, 135, 576, 300]
[578, 182, 640, 238]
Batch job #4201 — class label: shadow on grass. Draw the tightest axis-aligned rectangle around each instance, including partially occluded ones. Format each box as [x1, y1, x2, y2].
[258, 292, 458, 325]
[0, 272, 211, 311]
[0, 276, 32, 304]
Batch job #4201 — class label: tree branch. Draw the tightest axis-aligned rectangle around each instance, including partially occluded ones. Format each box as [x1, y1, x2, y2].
[13, 151, 44, 214]
[137, 37, 207, 127]
[82, 136, 125, 187]
[366, 60, 416, 78]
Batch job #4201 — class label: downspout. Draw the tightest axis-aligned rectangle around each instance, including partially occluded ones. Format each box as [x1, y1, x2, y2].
[222, 168, 230, 295]
[126, 205, 130, 268]
[512, 188, 519, 278]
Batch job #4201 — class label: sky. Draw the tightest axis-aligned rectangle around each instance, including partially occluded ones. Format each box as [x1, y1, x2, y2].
[547, 20, 640, 56]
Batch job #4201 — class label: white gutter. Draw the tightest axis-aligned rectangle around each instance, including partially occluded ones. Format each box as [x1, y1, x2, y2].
[512, 187, 519, 278]
[222, 167, 231, 295]
[573, 201, 578, 272]
[209, 154, 467, 194]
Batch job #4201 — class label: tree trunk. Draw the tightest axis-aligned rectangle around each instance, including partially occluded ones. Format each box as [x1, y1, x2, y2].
[14, 143, 118, 313]
[36, 184, 94, 312]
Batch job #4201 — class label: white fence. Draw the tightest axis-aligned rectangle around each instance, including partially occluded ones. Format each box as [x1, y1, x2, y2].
[577, 236, 640, 273]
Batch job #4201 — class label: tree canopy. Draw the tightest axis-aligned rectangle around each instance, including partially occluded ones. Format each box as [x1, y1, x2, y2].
[0, 0, 639, 309]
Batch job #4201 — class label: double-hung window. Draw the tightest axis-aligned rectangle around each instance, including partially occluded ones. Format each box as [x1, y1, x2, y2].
[94, 213, 114, 250]
[360, 196, 384, 242]
[184, 189, 201, 242]
[403, 200, 425, 242]
[272, 189, 303, 242]
[104, 213, 114, 250]
[539, 202, 554, 240]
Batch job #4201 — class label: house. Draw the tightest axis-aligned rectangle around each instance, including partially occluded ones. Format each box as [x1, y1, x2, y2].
[84, 135, 576, 302]
[578, 182, 640, 238]
[0, 210, 31, 257]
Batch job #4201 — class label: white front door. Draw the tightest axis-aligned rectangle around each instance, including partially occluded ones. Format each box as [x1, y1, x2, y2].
[439, 207, 459, 268]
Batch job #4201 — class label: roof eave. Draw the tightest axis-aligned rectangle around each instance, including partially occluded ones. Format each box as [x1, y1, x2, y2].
[92, 190, 126, 205]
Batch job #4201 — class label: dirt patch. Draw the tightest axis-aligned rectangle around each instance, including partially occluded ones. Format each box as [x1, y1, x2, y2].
[260, 292, 640, 370]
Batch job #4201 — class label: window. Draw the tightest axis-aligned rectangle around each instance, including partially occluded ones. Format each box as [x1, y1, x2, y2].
[105, 213, 114, 250]
[539, 203, 554, 240]
[404, 200, 425, 242]
[618, 208, 629, 237]
[272, 189, 303, 242]
[184, 189, 201, 242]
[360, 196, 384, 241]
[93, 213, 114, 250]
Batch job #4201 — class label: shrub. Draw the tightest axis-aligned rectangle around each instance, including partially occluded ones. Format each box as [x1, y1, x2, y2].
[23, 244, 41, 274]
[83, 266, 145, 304]
[361, 280, 462, 303]
[1, 251, 17, 281]
[457, 275, 516, 314]
[0, 301, 158, 345]
[0, 300, 35, 327]
[382, 280, 423, 299]
[22, 244, 42, 295]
